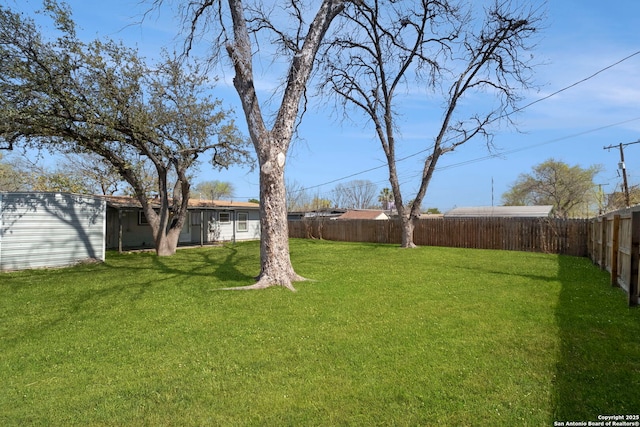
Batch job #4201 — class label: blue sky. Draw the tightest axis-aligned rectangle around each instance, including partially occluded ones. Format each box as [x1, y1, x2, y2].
[8, 0, 640, 213]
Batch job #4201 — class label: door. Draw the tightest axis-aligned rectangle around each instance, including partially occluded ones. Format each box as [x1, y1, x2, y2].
[179, 217, 191, 243]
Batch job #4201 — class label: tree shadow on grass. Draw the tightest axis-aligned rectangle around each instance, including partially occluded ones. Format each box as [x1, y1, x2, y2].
[553, 255, 640, 422]
[2, 273, 158, 347]
[148, 245, 256, 285]
[93, 245, 256, 284]
[3, 245, 256, 345]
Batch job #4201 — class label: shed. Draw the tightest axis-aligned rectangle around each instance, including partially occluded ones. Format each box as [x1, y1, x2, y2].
[0, 192, 106, 271]
[444, 205, 554, 218]
[104, 196, 260, 250]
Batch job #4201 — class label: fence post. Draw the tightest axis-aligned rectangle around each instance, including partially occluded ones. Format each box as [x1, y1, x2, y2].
[610, 215, 620, 287]
[600, 217, 607, 269]
[629, 211, 640, 307]
[587, 218, 596, 262]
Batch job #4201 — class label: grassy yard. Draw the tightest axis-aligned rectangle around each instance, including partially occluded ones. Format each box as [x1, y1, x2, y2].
[1, 239, 639, 426]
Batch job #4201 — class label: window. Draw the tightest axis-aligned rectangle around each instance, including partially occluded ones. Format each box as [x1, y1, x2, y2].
[219, 212, 231, 223]
[191, 212, 202, 226]
[137, 209, 167, 226]
[138, 211, 149, 225]
[237, 212, 248, 232]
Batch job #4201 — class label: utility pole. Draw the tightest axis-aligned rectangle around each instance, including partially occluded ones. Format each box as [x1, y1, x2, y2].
[604, 139, 640, 208]
[491, 177, 494, 207]
[619, 143, 630, 208]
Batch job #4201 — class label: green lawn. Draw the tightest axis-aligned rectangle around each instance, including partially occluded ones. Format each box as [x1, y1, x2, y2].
[1, 239, 639, 426]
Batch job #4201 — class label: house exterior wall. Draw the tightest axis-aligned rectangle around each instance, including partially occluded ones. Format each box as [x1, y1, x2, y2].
[191, 209, 260, 243]
[105, 208, 156, 250]
[0, 192, 106, 271]
[105, 207, 260, 250]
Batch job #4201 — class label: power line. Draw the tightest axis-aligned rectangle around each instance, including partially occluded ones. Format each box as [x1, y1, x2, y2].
[396, 118, 640, 186]
[437, 118, 640, 172]
[292, 115, 640, 203]
[514, 50, 640, 114]
[292, 50, 640, 196]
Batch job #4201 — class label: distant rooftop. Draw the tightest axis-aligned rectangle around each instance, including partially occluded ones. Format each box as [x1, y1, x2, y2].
[444, 205, 554, 218]
[336, 210, 389, 220]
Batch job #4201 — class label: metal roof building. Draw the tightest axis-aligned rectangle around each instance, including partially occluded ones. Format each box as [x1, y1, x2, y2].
[1, 192, 106, 271]
[444, 205, 554, 218]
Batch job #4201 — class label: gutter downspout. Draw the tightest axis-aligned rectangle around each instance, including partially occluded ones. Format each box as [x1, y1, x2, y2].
[200, 210, 204, 246]
[118, 208, 123, 253]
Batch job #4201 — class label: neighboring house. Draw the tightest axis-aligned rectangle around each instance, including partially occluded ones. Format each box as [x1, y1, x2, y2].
[288, 208, 347, 221]
[0, 192, 106, 271]
[336, 209, 389, 220]
[104, 196, 260, 250]
[444, 205, 554, 218]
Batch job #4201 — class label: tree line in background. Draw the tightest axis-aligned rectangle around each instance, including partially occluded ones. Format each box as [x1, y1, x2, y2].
[284, 158, 637, 217]
[1, 152, 130, 194]
[1, 148, 441, 213]
[4, 151, 632, 219]
[0, 151, 245, 202]
[285, 179, 442, 214]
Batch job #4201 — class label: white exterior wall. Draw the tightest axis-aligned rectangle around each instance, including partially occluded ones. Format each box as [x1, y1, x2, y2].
[0, 192, 106, 271]
[204, 210, 260, 243]
[241, 210, 261, 241]
[223, 210, 260, 242]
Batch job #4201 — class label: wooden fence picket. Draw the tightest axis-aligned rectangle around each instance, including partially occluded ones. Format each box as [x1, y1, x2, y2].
[289, 217, 589, 257]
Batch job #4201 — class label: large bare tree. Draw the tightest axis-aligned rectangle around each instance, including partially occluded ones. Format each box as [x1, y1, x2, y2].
[58, 153, 124, 195]
[320, 0, 543, 247]
[0, 1, 250, 256]
[173, 0, 350, 290]
[332, 179, 378, 209]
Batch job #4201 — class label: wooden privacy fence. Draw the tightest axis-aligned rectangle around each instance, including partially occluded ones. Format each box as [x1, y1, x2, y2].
[289, 217, 589, 257]
[589, 207, 640, 306]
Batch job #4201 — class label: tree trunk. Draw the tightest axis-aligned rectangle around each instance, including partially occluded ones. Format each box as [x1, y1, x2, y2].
[222, 0, 347, 290]
[143, 200, 186, 257]
[223, 150, 304, 291]
[400, 215, 417, 248]
[256, 156, 303, 290]
[155, 228, 181, 256]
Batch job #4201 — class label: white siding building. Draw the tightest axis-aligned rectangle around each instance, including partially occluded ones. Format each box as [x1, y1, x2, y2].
[0, 192, 106, 271]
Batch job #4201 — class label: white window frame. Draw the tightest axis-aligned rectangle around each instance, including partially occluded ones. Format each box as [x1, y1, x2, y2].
[237, 212, 249, 232]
